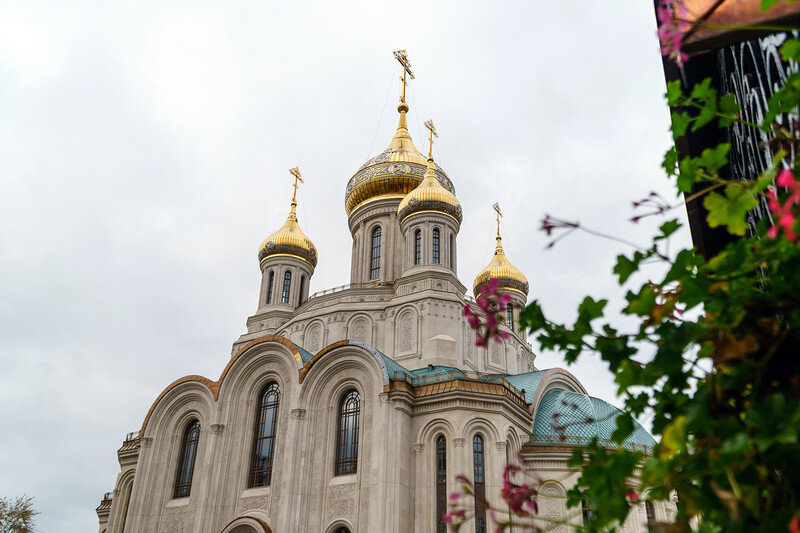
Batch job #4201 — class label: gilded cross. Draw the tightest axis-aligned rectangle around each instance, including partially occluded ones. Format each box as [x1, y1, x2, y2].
[424, 119, 437, 159]
[289, 166, 303, 203]
[493, 202, 503, 238]
[393, 49, 415, 104]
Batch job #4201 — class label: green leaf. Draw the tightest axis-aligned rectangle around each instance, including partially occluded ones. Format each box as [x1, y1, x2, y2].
[761, 0, 783, 9]
[677, 156, 700, 193]
[624, 285, 657, 317]
[703, 184, 758, 235]
[781, 39, 800, 61]
[699, 143, 730, 174]
[613, 251, 644, 284]
[611, 414, 635, 444]
[662, 146, 679, 177]
[671, 111, 691, 140]
[655, 219, 681, 241]
[666, 80, 683, 106]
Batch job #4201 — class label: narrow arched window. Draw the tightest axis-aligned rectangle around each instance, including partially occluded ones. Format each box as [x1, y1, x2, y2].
[475, 517, 486, 533]
[646, 501, 656, 527]
[432, 228, 440, 264]
[506, 302, 514, 331]
[582, 498, 596, 527]
[436, 435, 447, 533]
[298, 275, 306, 304]
[449, 234, 455, 269]
[281, 270, 292, 304]
[473, 434, 486, 529]
[174, 420, 200, 498]
[334, 528, 350, 533]
[414, 229, 422, 265]
[266, 270, 275, 304]
[249, 382, 280, 487]
[370, 227, 381, 279]
[335, 390, 361, 475]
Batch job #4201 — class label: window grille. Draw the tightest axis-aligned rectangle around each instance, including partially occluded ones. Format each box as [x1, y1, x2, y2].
[432, 228, 440, 264]
[266, 270, 274, 304]
[582, 498, 596, 527]
[335, 390, 361, 475]
[415, 229, 421, 265]
[370, 227, 381, 279]
[174, 420, 200, 498]
[249, 382, 280, 487]
[473, 434, 486, 528]
[506, 302, 514, 331]
[281, 271, 292, 304]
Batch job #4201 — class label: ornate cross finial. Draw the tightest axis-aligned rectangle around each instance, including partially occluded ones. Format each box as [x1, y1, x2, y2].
[424, 119, 437, 159]
[393, 49, 415, 105]
[289, 166, 303, 203]
[493, 202, 503, 238]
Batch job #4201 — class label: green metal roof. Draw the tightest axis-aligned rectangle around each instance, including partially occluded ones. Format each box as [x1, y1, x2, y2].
[296, 346, 314, 363]
[502, 370, 548, 404]
[531, 388, 655, 450]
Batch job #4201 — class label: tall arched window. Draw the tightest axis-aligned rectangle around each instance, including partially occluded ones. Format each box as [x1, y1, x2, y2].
[473, 434, 486, 529]
[174, 420, 200, 498]
[506, 302, 514, 331]
[370, 227, 381, 279]
[432, 228, 440, 264]
[646, 501, 656, 527]
[266, 270, 275, 304]
[414, 229, 422, 265]
[582, 498, 596, 527]
[249, 382, 280, 487]
[436, 435, 447, 533]
[335, 390, 361, 475]
[298, 275, 306, 304]
[281, 270, 292, 304]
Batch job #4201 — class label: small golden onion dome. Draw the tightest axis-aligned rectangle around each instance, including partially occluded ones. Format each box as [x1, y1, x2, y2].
[345, 104, 456, 215]
[398, 158, 462, 223]
[474, 235, 529, 298]
[258, 200, 317, 268]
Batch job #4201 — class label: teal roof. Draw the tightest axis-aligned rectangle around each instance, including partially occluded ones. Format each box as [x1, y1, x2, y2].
[296, 346, 314, 363]
[503, 370, 548, 404]
[531, 388, 655, 450]
[409, 365, 459, 377]
[377, 350, 413, 380]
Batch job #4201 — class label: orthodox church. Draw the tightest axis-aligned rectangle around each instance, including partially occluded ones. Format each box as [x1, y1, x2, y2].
[96, 52, 670, 533]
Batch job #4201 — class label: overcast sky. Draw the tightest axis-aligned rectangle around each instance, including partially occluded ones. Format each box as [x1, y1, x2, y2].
[0, 1, 691, 531]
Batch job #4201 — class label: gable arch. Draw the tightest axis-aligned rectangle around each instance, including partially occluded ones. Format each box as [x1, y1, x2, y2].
[417, 418, 457, 446]
[299, 339, 390, 389]
[530, 368, 587, 414]
[461, 417, 501, 444]
[303, 319, 326, 354]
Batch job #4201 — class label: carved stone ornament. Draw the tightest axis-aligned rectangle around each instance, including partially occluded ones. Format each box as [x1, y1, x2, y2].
[378, 392, 389, 404]
[414, 443, 425, 453]
[291, 408, 307, 419]
[211, 424, 225, 435]
[496, 441, 507, 452]
[454, 438, 466, 448]
[140, 437, 153, 448]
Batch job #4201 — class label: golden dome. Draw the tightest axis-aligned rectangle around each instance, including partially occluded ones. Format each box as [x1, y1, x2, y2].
[345, 104, 455, 215]
[474, 235, 529, 298]
[398, 158, 462, 223]
[258, 200, 318, 268]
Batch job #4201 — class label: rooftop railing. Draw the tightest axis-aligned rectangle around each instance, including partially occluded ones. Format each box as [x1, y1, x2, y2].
[306, 281, 393, 301]
[390, 369, 528, 410]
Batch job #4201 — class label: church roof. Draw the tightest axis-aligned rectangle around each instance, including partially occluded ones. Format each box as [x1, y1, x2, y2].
[502, 370, 548, 404]
[531, 388, 656, 450]
[258, 199, 318, 268]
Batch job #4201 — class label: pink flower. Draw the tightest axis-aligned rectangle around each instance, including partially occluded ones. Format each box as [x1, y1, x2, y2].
[501, 465, 538, 516]
[790, 514, 800, 533]
[467, 277, 515, 346]
[442, 509, 466, 524]
[656, 0, 689, 67]
[449, 492, 461, 501]
[767, 169, 800, 241]
[626, 490, 639, 502]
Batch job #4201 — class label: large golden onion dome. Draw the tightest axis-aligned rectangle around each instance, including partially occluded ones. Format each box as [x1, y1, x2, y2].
[345, 103, 456, 215]
[474, 234, 529, 298]
[258, 199, 318, 268]
[398, 158, 462, 223]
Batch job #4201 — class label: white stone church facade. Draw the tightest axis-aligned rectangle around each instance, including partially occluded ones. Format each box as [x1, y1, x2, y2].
[97, 66, 672, 533]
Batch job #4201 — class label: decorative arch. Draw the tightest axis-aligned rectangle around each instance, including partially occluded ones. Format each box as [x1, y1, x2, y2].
[346, 314, 373, 345]
[220, 512, 272, 533]
[537, 480, 568, 532]
[417, 418, 457, 447]
[324, 519, 355, 533]
[139, 335, 303, 435]
[461, 417, 501, 445]
[395, 305, 419, 356]
[304, 320, 326, 354]
[299, 339, 390, 388]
